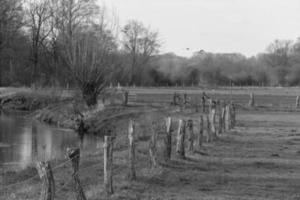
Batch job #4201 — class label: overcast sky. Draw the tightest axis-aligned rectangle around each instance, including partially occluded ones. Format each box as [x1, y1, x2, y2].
[99, 0, 300, 57]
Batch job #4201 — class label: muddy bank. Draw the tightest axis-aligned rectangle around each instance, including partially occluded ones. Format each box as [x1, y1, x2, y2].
[0, 92, 68, 112]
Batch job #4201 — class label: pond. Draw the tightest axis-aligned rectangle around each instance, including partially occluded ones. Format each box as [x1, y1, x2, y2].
[0, 111, 102, 170]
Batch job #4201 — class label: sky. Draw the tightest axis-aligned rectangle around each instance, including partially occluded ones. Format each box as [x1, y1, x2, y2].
[99, 0, 300, 57]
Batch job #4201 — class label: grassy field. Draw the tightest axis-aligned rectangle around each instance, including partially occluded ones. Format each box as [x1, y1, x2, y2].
[1, 87, 300, 200]
[128, 87, 300, 108]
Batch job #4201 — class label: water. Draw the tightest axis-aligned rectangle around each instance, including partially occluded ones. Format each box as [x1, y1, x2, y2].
[0, 112, 102, 169]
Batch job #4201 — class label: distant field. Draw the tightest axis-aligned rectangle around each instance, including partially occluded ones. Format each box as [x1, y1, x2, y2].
[127, 87, 300, 108]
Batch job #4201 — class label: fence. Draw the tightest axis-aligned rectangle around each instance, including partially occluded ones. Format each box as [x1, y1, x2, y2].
[1, 99, 236, 199]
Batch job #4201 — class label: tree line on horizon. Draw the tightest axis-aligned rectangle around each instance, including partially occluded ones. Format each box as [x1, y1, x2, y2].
[1, 0, 300, 104]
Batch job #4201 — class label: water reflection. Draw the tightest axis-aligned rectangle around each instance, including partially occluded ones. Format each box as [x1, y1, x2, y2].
[0, 112, 102, 169]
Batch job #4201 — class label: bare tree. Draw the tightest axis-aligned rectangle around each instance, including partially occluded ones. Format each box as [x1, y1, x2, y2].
[50, 0, 118, 106]
[122, 20, 160, 85]
[65, 25, 117, 106]
[0, 0, 24, 84]
[25, 0, 53, 83]
[265, 39, 292, 68]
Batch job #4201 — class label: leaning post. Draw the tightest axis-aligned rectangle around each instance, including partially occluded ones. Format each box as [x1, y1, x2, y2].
[36, 161, 55, 200]
[66, 148, 87, 200]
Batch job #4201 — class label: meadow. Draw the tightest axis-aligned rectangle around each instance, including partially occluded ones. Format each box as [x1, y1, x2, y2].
[1, 86, 300, 200]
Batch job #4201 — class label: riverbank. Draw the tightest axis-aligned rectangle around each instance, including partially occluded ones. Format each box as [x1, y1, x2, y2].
[2, 110, 300, 200]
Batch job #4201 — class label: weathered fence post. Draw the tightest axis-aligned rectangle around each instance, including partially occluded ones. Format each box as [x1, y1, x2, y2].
[206, 114, 211, 142]
[173, 92, 177, 105]
[218, 110, 223, 135]
[210, 107, 217, 140]
[36, 161, 55, 200]
[123, 90, 129, 106]
[176, 119, 186, 159]
[163, 117, 172, 161]
[221, 105, 226, 130]
[230, 103, 236, 128]
[198, 115, 204, 147]
[128, 119, 136, 180]
[249, 93, 255, 107]
[66, 148, 87, 200]
[225, 104, 231, 130]
[103, 136, 114, 195]
[208, 99, 213, 113]
[296, 96, 299, 108]
[202, 94, 206, 113]
[187, 119, 194, 152]
[149, 128, 158, 167]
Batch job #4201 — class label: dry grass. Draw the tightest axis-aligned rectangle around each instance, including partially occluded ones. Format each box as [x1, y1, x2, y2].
[2, 104, 300, 200]
[2, 87, 300, 199]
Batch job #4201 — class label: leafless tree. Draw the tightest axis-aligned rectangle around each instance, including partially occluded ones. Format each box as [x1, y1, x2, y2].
[265, 39, 292, 67]
[122, 20, 160, 85]
[50, 0, 118, 106]
[25, 0, 53, 83]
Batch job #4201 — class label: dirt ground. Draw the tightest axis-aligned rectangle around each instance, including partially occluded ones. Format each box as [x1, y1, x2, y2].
[1, 102, 300, 200]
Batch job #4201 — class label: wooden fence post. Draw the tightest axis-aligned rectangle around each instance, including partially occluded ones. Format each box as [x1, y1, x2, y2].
[36, 161, 55, 200]
[296, 96, 299, 108]
[149, 128, 158, 167]
[202, 95, 206, 113]
[173, 92, 177, 105]
[123, 91, 129, 106]
[163, 117, 172, 161]
[66, 148, 87, 200]
[230, 103, 236, 128]
[206, 114, 211, 142]
[176, 119, 186, 159]
[187, 119, 194, 152]
[221, 106, 226, 130]
[198, 115, 204, 147]
[210, 108, 217, 140]
[249, 93, 255, 107]
[128, 119, 136, 180]
[225, 104, 231, 131]
[103, 136, 114, 195]
[218, 110, 223, 136]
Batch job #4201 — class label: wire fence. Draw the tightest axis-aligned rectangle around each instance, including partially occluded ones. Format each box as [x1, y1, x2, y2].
[0, 154, 78, 192]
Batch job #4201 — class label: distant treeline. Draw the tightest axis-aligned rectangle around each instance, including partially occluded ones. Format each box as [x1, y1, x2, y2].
[1, 0, 300, 88]
[142, 39, 300, 87]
